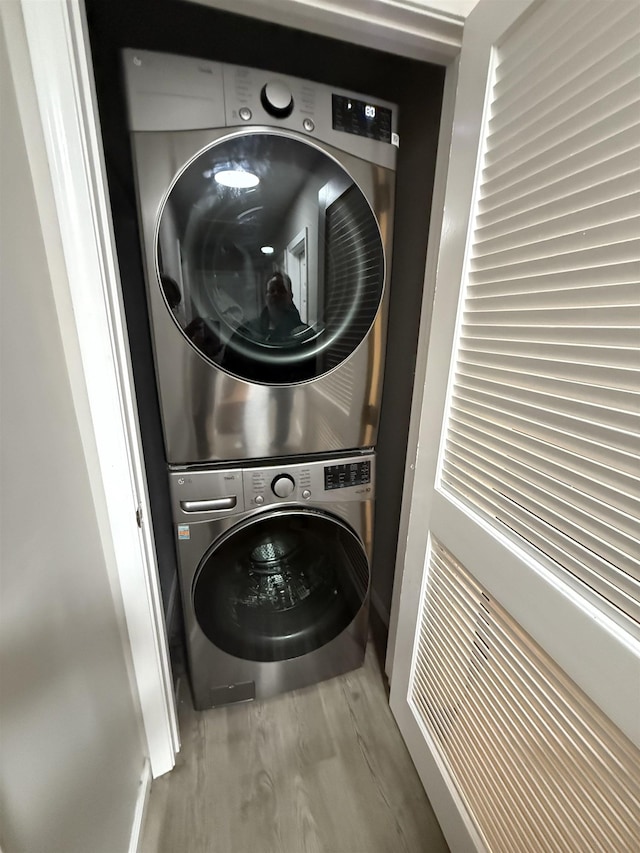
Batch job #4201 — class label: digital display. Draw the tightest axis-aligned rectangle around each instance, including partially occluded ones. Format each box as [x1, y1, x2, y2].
[332, 95, 392, 143]
[324, 461, 371, 491]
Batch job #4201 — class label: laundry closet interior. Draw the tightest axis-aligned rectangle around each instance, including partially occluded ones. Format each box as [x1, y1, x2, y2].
[83, 0, 445, 713]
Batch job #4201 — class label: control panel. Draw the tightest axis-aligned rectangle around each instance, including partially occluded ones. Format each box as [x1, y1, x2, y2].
[331, 95, 392, 143]
[123, 49, 398, 168]
[169, 453, 375, 519]
[324, 459, 371, 491]
[221, 62, 398, 168]
[242, 454, 375, 508]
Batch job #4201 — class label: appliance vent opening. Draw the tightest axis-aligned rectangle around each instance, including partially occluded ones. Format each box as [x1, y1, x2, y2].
[410, 537, 640, 852]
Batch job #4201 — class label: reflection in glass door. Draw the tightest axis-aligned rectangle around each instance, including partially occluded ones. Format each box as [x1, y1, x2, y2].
[192, 511, 370, 662]
[286, 227, 308, 324]
[156, 132, 385, 385]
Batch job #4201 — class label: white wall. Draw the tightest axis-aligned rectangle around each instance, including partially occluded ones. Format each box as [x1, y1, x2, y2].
[416, 0, 479, 18]
[0, 7, 146, 852]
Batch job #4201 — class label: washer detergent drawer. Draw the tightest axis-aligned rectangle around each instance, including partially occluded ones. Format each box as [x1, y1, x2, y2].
[169, 468, 245, 522]
[180, 496, 237, 513]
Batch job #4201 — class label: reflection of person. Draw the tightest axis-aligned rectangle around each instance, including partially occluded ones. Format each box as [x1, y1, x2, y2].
[160, 274, 182, 313]
[160, 273, 222, 360]
[222, 271, 312, 448]
[241, 271, 308, 342]
[222, 271, 312, 376]
[184, 316, 223, 361]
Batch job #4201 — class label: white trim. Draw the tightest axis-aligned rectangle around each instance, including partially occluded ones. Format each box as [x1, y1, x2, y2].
[286, 227, 309, 323]
[180, 0, 464, 63]
[128, 759, 152, 853]
[385, 55, 459, 678]
[20, 0, 178, 777]
[431, 489, 640, 746]
[401, 533, 488, 852]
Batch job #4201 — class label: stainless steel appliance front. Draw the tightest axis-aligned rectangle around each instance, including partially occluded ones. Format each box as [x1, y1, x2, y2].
[169, 452, 374, 709]
[124, 49, 397, 464]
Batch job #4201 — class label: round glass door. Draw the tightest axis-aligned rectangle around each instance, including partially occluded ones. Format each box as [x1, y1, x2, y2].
[192, 511, 369, 662]
[157, 132, 385, 384]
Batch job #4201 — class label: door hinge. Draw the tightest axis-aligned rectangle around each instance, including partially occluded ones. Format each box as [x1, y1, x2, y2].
[136, 505, 143, 528]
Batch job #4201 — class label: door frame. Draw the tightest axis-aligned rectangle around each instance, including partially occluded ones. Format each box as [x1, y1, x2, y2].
[19, 0, 179, 777]
[20, 0, 463, 781]
[286, 227, 309, 323]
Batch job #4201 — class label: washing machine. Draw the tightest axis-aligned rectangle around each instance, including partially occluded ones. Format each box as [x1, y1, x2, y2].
[123, 49, 398, 464]
[168, 452, 374, 710]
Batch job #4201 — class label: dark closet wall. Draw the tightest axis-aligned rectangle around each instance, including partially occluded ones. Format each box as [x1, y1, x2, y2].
[84, 0, 445, 639]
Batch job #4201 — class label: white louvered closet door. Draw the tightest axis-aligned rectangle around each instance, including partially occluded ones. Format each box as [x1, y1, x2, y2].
[390, 1, 640, 852]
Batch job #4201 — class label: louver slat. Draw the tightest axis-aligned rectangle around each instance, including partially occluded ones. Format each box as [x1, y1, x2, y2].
[484, 89, 640, 189]
[444, 427, 640, 550]
[475, 191, 640, 255]
[410, 540, 640, 852]
[441, 446, 640, 586]
[488, 42, 639, 161]
[442, 461, 640, 623]
[475, 171, 640, 244]
[490, 3, 637, 135]
[456, 361, 638, 417]
[477, 138, 640, 223]
[492, 0, 626, 100]
[471, 217, 640, 268]
[448, 408, 639, 516]
[481, 103, 639, 198]
[440, 0, 640, 630]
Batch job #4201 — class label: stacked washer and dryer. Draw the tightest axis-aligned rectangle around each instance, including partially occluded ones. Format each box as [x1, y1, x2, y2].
[123, 49, 398, 710]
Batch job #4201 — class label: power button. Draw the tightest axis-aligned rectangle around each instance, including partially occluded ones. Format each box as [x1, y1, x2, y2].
[303, 118, 315, 133]
[302, 489, 311, 500]
[239, 107, 252, 121]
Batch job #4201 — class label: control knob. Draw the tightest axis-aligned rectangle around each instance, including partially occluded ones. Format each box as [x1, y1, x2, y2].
[271, 474, 295, 498]
[260, 81, 294, 118]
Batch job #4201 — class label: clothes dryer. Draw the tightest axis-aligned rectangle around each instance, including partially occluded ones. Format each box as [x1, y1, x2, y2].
[168, 452, 374, 710]
[123, 49, 397, 464]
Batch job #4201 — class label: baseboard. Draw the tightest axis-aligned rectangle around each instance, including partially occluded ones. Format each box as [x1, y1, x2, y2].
[128, 758, 152, 853]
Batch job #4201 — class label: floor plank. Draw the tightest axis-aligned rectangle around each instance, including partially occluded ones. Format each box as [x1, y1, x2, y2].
[140, 638, 450, 853]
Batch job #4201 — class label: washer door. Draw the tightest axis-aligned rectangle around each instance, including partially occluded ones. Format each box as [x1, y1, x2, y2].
[192, 510, 369, 662]
[157, 131, 385, 384]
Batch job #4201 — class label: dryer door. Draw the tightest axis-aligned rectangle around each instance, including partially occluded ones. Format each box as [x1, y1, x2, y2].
[192, 510, 369, 662]
[157, 131, 386, 384]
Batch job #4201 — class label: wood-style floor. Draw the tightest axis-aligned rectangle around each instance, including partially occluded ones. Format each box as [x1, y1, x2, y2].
[140, 634, 449, 853]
